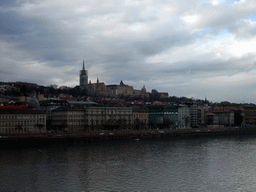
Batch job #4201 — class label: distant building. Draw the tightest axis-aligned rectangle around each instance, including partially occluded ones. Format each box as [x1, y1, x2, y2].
[212, 103, 256, 127]
[80, 60, 88, 89]
[178, 105, 191, 129]
[0, 84, 20, 94]
[197, 104, 210, 127]
[40, 100, 69, 129]
[51, 106, 133, 132]
[88, 77, 108, 95]
[15, 82, 39, 89]
[206, 109, 234, 127]
[51, 107, 86, 132]
[0, 94, 19, 103]
[0, 106, 46, 134]
[85, 106, 133, 131]
[147, 105, 178, 129]
[106, 81, 149, 98]
[151, 89, 169, 99]
[190, 102, 198, 128]
[106, 81, 134, 96]
[132, 106, 149, 130]
[133, 85, 149, 99]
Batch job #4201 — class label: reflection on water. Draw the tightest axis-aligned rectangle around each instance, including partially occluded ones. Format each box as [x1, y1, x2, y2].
[1, 136, 256, 191]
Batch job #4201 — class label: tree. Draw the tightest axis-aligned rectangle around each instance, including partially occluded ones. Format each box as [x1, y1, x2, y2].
[36, 123, 44, 133]
[163, 118, 174, 129]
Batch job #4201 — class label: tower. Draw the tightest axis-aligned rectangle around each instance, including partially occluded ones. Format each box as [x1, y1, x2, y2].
[80, 60, 88, 89]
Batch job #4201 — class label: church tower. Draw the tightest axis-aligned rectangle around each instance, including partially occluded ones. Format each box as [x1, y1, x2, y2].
[80, 60, 88, 89]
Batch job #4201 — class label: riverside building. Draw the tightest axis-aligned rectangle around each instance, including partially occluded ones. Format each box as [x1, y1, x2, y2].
[85, 106, 133, 131]
[51, 107, 85, 133]
[0, 106, 46, 134]
[51, 106, 133, 132]
[132, 106, 149, 130]
[147, 105, 179, 129]
[178, 105, 191, 129]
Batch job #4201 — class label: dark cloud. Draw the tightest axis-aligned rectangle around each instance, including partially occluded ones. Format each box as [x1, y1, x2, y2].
[0, 11, 30, 36]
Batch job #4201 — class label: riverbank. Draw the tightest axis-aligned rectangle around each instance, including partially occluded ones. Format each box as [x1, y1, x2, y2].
[1, 127, 256, 149]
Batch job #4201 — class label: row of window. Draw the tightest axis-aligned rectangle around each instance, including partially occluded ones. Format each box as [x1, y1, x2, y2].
[0, 127, 44, 134]
[133, 114, 148, 118]
[88, 110, 132, 115]
[151, 112, 178, 115]
[0, 120, 44, 126]
[0, 114, 45, 119]
[88, 120, 132, 125]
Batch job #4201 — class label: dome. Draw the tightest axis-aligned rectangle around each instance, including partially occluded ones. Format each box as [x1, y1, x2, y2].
[28, 93, 40, 109]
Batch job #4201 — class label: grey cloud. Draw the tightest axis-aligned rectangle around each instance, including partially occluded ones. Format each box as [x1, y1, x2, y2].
[229, 19, 256, 38]
[1, 0, 256, 103]
[0, 11, 31, 36]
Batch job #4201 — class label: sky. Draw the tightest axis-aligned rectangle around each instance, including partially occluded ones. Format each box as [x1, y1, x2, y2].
[1, 0, 256, 103]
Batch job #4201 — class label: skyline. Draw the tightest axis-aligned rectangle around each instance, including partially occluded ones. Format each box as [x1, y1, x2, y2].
[1, 0, 256, 103]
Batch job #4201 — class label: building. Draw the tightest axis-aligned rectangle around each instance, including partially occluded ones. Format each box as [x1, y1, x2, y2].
[106, 81, 149, 98]
[79, 64, 149, 98]
[80, 60, 88, 89]
[0, 106, 46, 134]
[151, 89, 169, 99]
[40, 100, 69, 129]
[51, 106, 133, 132]
[0, 94, 19, 103]
[106, 81, 134, 97]
[88, 77, 108, 95]
[133, 85, 149, 99]
[51, 107, 86, 132]
[147, 105, 179, 129]
[197, 104, 210, 128]
[40, 100, 69, 120]
[212, 103, 256, 127]
[132, 106, 149, 130]
[206, 110, 234, 127]
[178, 105, 191, 129]
[85, 106, 133, 131]
[0, 84, 20, 94]
[190, 102, 198, 128]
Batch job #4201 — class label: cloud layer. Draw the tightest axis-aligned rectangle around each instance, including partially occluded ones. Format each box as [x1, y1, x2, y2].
[1, 0, 256, 103]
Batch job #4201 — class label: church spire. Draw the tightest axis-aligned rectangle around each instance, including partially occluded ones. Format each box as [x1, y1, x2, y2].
[80, 60, 88, 88]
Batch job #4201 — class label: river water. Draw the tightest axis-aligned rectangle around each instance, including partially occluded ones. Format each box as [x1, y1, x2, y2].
[1, 135, 256, 191]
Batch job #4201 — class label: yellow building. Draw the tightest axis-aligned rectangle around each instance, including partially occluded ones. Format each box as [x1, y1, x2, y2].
[86, 106, 133, 131]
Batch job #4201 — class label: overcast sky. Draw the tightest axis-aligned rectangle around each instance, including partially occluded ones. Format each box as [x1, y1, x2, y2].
[1, 0, 256, 103]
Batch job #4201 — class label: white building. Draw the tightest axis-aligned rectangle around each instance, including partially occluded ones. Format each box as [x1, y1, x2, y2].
[178, 105, 191, 129]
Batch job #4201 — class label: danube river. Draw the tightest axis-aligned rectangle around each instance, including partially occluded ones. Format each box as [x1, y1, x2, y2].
[1, 135, 256, 191]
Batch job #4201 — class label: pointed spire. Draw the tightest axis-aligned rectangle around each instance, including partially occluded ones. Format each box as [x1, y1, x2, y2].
[97, 76, 99, 84]
[83, 60, 85, 70]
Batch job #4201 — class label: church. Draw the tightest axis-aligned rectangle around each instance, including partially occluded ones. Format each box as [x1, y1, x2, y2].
[79, 60, 88, 89]
[79, 61, 149, 98]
